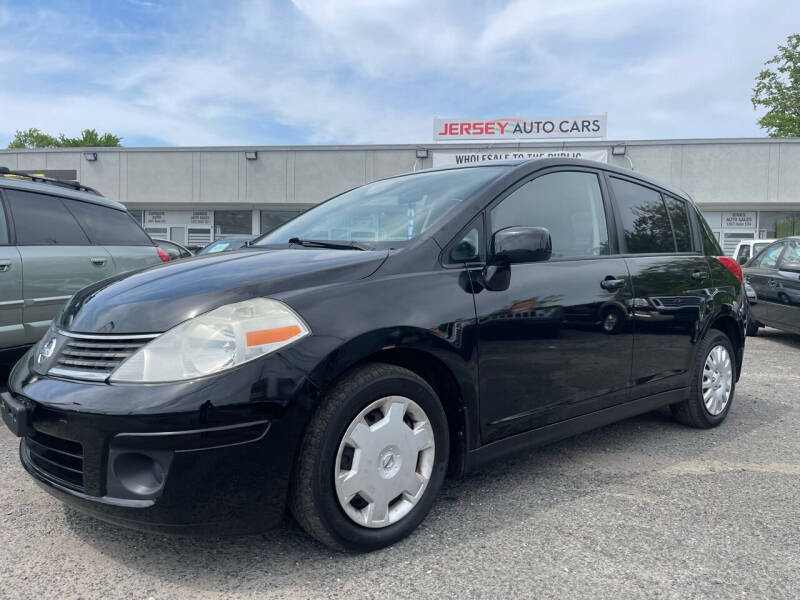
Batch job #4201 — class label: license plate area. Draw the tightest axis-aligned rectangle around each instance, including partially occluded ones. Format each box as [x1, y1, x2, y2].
[1, 391, 34, 438]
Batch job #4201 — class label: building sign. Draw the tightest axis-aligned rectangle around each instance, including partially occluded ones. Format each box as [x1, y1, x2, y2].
[432, 149, 608, 168]
[722, 211, 756, 229]
[190, 211, 211, 225]
[145, 211, 166, 225]
[433, 115, 606, 141]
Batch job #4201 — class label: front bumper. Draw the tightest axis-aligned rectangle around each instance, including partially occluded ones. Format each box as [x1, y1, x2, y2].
[6, 348, 319, 535]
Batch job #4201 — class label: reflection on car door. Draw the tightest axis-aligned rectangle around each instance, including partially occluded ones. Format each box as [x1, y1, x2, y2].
[745, 241, 785, 326]
[607, 177, 710, 397]
[0, 197, 25, 349]
[5, 190, 114, 343]
[473, 169, 634, 443]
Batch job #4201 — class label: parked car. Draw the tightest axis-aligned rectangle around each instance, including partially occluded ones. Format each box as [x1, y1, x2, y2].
[196, 236, 255, 255]
[2, 159, 747, 552]
[153, 238, 193, 260]
[734, 238, 776, 265]
[0, 167, 167, 362]
[743, 236, 800, 335]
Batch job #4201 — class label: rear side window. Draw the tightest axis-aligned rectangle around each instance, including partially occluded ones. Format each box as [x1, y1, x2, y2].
[0, 198, 8, 244]
[610, 177, 673, 254]
[490, 171, 610, 258]
[694, 207, 723, 256]
[6, 189, 90, 245]
[664, 196, 693, 252]
[65, 199, 153, 246]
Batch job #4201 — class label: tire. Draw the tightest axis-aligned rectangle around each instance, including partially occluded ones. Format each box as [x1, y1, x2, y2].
[671, 329, 736, 428]
[746, 318, 759, 336]
[289, 362, 449, 552]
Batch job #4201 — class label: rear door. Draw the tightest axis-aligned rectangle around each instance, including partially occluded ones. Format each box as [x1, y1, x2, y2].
[607, 176, 712, 398]
[63, 199, 162, 273]
[0, 195, 25, 349]
[5, 189, 114, 343]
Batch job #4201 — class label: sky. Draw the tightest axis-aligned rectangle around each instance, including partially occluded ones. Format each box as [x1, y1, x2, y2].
[0, 0, 798, 147]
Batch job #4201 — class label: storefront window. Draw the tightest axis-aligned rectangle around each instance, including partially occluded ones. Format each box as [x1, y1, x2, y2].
[758, 212, 798, 239]
[260, 210, 304, 235]
[213, 210, 252, 237]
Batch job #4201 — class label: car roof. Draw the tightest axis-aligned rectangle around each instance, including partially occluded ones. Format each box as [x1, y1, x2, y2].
[0, 174, 126, 211]
[407, 157, 693, 202]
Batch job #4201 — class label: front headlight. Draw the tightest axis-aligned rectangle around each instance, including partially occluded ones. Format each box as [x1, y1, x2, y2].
[109, 298, 309, 383]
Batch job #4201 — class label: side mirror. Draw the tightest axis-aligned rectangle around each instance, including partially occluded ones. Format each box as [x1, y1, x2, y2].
[491, 226, 552, 265]
[779, 262, 800, 273]
[738, 256, 748, 266]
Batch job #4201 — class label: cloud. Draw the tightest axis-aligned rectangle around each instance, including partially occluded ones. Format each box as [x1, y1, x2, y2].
[0, 0, 797, 146]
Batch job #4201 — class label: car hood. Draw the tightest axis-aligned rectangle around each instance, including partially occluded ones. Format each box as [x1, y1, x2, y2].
[58, 248, 389, 334]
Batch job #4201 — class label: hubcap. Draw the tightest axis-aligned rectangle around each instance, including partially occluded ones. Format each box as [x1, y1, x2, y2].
[334, 396, 435, 528]
[702, 344, 733, 416]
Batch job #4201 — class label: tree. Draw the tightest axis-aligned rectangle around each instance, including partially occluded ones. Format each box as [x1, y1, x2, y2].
[8, 128, 122, 148]
[752, 34, 800, 137]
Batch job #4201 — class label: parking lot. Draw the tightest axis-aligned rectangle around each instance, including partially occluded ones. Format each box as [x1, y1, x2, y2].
[1, 329, 798, 599]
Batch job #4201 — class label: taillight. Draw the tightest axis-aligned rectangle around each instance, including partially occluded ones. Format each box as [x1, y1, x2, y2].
[157, 247, 170, 262]
[716, 256, 743, 283]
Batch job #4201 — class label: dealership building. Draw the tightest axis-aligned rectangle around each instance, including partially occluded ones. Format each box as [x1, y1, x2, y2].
[2, 136, 800, 255]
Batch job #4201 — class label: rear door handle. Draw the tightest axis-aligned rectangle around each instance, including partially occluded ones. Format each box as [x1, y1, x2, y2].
[0, 260, 10, 272]
[691, 270, 708, 281]
[600, 277, 626, 291]
[90, 257, 107, 267]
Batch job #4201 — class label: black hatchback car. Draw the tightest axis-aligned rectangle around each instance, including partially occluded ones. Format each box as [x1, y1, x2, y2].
[1, 159, 747, 552]
[743, 236, 800, 336]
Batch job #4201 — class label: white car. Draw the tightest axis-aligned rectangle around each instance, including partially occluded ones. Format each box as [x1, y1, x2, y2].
[733, 239, 776, 265]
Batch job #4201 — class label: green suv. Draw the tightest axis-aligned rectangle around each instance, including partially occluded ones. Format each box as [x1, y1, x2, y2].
[0, 168, 165, 361]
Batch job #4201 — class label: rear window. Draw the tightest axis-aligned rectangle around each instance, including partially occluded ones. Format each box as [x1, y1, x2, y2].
[65, 199, 153, 246]
[664, 196, 693, 252]
[610, 177, 674, 253]
[6, 189, 90, 245]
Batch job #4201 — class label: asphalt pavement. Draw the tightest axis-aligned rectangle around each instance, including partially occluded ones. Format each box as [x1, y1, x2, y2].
[1, 329, 799, 599]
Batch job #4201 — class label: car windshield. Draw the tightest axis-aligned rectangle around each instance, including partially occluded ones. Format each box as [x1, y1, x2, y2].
[198, 239, 244, 254]
[254, 166, 508, 248]
[753, 242, 770, 255]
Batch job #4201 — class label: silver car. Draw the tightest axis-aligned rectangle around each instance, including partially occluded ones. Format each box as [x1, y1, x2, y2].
[0, 169, 164, 360]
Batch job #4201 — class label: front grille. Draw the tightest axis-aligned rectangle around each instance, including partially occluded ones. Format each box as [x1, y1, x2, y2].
[49, 332, 158, 381]
[25, 431, 85, 491]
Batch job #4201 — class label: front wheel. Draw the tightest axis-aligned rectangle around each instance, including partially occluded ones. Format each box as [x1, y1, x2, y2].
[290, 363, 449, 552]
[671, 329, 736, 428]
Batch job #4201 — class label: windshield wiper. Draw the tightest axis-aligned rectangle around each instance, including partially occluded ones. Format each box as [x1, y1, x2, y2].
[288, 237, 371, 251]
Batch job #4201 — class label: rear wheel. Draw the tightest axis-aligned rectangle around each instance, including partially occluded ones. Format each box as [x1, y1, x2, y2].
[671, 329, 736, 428]
[290, 363, 449, 552]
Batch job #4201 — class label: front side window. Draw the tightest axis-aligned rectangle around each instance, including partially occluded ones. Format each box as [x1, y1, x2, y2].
[255, 167, 509, 247]
[754, 242, 784, 268]
[610, 177, 674, 254]
[6, 189, 89, 245]
[490, 171, 610, 258]
[779, 241, 800, 267]
[65, 199, 153, 246]
[0, 199, 8, 244]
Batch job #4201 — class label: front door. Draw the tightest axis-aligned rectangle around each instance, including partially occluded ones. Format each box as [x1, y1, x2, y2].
[4, 189, 115, 343]
[771, 239, 800, 332]
[474, 169, 634, 443]
[606, 176, 710, 397]
[0, 197, 25, 349]
[745, 240, 786, 326]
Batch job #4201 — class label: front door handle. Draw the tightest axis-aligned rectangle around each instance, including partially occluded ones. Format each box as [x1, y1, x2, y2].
[0, 260, 10, 273]
[600, 277, 626, 291]
[90, 257, 107, 267]
[691, 270, 708, 281]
